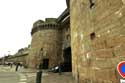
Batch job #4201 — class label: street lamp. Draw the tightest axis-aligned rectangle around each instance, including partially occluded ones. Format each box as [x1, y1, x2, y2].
[2, 54, 5, 65]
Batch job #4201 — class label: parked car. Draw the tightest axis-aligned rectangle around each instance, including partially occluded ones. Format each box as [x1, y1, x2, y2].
[49, 62, 72, 73]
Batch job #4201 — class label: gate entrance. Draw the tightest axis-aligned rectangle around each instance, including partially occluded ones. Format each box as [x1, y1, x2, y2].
[63, 47, 72, 72]
[42, 59, 49, 69]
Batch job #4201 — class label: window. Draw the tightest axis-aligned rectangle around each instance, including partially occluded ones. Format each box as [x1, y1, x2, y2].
[90, 32, 96, 40]
[67, 34, 70, 40]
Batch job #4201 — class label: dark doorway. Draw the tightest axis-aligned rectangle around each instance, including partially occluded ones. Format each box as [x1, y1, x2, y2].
[63, 47, 72, 72]
[42, 59, 49, 69]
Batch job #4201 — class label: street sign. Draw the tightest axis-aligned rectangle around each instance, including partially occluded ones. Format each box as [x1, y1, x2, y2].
[117, 61, 125, 78]
[120, 79, 125, 83]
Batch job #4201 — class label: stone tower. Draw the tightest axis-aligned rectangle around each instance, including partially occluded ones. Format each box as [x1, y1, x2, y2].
[27, 18, 62, 68]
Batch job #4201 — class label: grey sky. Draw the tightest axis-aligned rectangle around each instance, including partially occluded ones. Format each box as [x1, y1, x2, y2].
[0, 0, 66, 57]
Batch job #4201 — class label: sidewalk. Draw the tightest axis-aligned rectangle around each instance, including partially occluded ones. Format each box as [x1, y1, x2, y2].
[19, 69, 75, 83]
[18, 68, 75, 83]
[0, 65, 16, 72]
[0, 65, 75, 83]
[42, 72, 74, 83]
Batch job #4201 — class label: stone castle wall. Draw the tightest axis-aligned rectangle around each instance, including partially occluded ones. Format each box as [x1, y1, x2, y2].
[70, 0, 125, 82]
[27, 19, 63, 68]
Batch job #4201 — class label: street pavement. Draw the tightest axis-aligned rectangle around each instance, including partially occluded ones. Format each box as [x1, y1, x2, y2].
[0, 72, 19, 83]
[0, 65, 27, 83]
[0, 65, 75, 83]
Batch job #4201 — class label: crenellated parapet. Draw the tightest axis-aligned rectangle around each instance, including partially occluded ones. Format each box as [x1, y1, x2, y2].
[31, 18, 61, 35]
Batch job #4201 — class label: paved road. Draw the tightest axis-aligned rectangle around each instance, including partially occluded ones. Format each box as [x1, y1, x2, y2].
[0, 72, 19, 83]
[0, 66, 74, 83]
[0, 66, 27, 83]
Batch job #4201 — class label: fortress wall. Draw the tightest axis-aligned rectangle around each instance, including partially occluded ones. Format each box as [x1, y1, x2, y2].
[70, 0, 125, 82]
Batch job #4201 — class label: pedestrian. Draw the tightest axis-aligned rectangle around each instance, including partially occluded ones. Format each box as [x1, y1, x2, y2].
[15, 63, 19, 71]
[10, 63, 13, 68]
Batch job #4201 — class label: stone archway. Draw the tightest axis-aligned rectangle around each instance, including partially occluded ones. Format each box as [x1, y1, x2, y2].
[42, 58, 49, 69]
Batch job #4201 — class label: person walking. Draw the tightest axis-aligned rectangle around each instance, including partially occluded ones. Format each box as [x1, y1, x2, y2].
[15, 63, 19, 71]
[10, 63, 13, 68]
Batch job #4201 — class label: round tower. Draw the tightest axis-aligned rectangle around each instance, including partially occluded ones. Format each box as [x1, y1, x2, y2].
[27, 18, 62, 68]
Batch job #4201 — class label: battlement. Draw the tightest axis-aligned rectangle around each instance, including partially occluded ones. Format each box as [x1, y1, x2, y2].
[31, 18, 61, 35]
[45, 18, 57, 23]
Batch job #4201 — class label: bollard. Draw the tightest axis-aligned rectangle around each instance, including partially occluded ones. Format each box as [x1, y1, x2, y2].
[36, 70, 42, 83]
[36, 63, 42, 83]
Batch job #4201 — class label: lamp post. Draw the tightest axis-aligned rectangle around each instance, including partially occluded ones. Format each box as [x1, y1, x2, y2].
[2, 54, 6, 65]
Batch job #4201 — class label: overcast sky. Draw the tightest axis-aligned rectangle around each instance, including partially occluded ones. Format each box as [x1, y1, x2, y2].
[0, 0, 66, 57]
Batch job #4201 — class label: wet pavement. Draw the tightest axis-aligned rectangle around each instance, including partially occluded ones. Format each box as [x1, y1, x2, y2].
[0, 65, 75, 83]
[0, 65, 27, 83]
[25, 71, 74, 83]
[0, 72, 19, 83]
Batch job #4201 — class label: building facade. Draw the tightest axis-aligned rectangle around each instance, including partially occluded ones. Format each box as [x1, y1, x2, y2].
[0, 47, 29, 66]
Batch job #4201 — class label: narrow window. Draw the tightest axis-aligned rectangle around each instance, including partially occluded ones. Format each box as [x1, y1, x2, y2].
[90, 32, 96, 40]
[40, 48, 43, 51]
[67, 34, 70, 40]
